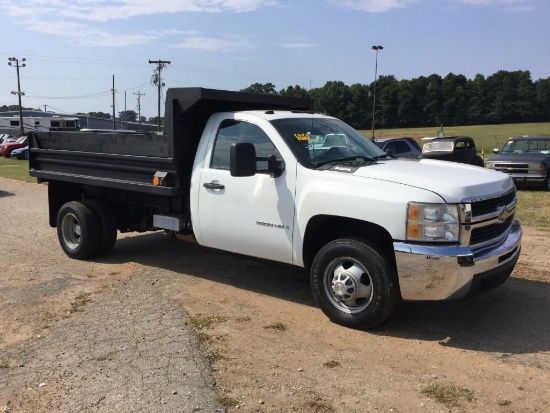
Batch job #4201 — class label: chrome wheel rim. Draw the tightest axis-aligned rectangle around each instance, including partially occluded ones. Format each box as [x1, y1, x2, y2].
[324, 257, 373, 314]
[60, 213, 81, 250]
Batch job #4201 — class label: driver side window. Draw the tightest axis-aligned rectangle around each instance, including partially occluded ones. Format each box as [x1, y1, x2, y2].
[211, 119, 280, 170]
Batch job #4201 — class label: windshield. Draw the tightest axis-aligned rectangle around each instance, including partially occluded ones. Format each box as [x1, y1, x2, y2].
[500, 138, 550, 154]
[16, 136, 27, 143]
[270, 117, 386, 168]
[422, 141, 454, 153]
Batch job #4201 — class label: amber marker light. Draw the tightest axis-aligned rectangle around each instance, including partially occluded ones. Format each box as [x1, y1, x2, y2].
[153, 171, 168, 186]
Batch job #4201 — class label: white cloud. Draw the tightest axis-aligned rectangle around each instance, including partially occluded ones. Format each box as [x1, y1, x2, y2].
[0, 0, 277, 47]
[326, 0, 411, 13]
[168, 34, 252, 52]
[26, 19, 154, 47]
[1, 0, 279, 22]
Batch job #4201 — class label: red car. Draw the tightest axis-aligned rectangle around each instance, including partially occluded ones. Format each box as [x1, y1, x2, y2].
[0, 135, 27, 157]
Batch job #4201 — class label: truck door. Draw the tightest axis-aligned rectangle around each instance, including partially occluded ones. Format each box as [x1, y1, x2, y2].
[197, 117, 296, 264]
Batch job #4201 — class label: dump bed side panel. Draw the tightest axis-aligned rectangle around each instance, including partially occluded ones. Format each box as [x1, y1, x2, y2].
[29, 131, 181, 196]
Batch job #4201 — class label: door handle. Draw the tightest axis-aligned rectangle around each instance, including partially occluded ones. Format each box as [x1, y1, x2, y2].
[203, 182, 225, 190]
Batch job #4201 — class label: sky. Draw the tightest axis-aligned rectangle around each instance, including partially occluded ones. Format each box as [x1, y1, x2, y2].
[1, 0, 549, 119]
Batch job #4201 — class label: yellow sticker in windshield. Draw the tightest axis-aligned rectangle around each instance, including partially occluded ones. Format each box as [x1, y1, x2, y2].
[294, 133, 310, 141]
[507, 140, 513, 145]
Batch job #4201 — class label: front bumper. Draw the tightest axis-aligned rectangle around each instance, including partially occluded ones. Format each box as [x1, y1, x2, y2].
[394, 219, 521, 301]
[510, 174, 546, 186]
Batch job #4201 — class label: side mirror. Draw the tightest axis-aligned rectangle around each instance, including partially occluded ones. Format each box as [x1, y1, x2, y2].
[267, 154, 285, 178]
[385, 148, 393, 155]
[493, 148, 499, 154]
[230, 142, 257, 177]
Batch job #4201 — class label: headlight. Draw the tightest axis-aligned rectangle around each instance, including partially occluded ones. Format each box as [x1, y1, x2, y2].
[528, 163, 544, 173]
[407, 203, 460, 242]
[485, 162, 495, 169]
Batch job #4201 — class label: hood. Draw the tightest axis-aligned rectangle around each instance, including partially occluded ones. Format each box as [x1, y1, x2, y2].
[349, 158, 514, 202]
[486, 153, 550, 164]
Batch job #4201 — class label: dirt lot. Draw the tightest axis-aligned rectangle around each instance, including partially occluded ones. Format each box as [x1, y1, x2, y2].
[1, 177, 549, 412]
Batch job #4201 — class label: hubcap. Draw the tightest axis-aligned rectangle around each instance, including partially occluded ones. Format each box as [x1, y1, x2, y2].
[61, 213, 81, 250]
[325, 258, 373, 314]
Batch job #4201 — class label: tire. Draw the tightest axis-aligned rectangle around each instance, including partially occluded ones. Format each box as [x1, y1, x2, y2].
[57, 201, 101, 259]
[543, 172, 550, 191]
[311, 238, 399, 329]
[85, 199, 118, 256]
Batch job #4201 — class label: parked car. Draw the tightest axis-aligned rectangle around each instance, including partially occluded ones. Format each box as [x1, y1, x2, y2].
[421, 136, 484, 166]
[0, 135, 27, 157]
[10, 146, 29, 160]
[485, 135, 550, 190]
[373, 137, 422, 158]
[0, 134, 16, 144]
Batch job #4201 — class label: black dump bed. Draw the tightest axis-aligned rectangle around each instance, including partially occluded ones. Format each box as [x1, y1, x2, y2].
[29, 88, 312, 196]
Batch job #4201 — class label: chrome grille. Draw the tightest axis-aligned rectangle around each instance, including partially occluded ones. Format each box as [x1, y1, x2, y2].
[493, 163, 528, 174]
[470, 189, 516, 217]
[470, 216, 514, 245]
[464, 189, 517, 247]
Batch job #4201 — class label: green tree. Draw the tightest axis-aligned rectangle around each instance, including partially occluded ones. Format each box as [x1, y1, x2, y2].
[535, 77, 550, 121]
[118, 110, 137, 122]
[279, 85, 309, 98]
[240, 83, 278, 95]
[88, 111, 111, 119]
[317, 81, 351, 122]
[375, 75, 400, 129]
[347, 83, 370, 129]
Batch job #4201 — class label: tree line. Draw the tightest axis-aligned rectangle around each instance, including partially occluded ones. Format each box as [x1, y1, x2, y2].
[241, 70, 550, 130]
[3, 70, 548, 130]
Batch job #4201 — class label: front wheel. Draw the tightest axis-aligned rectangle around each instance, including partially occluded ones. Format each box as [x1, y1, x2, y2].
[311, 238, 399, 329]
[57, 201, 101, 259]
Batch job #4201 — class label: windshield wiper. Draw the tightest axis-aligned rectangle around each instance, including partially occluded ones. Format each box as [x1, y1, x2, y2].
[315, 155, 376, 168]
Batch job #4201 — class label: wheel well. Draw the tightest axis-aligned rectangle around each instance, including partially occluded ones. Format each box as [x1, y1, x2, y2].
[303, 215, 396, 272]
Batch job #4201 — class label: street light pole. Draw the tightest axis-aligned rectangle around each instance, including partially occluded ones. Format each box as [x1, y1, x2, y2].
[8, 57, 26, 136]
[370, 45, 383, 140]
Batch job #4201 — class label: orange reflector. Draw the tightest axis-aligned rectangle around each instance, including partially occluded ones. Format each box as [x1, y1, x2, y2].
[153, 176, 162, 186]
[408, 205, 421, 222]
[407, 223, 421, 239]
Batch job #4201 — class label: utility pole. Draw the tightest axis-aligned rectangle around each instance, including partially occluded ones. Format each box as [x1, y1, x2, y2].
[148, 59, 171, 132]
[134, 91, 145, 131]
[112, 75, 116, 129]
[7, 57, 26, 136]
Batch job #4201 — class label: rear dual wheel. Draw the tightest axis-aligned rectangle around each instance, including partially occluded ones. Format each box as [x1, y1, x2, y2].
[56, 200, 117, 259]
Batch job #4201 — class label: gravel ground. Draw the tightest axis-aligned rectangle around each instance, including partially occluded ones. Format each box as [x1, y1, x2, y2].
[0, 178, 222, 412]
[1, 177, 549, 413]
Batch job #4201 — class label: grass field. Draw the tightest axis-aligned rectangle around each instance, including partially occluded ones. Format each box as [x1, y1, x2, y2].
[0, 157, 36, 183]
[0, 151, 548, 230]
[363, 122, 550, 158]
